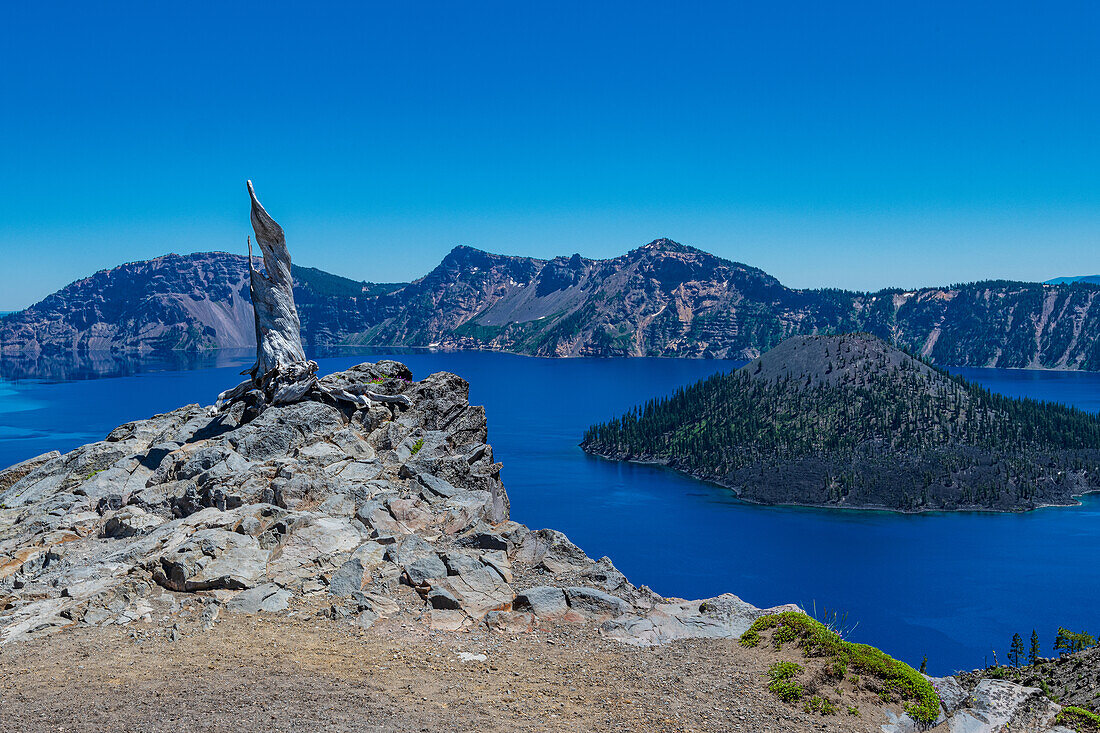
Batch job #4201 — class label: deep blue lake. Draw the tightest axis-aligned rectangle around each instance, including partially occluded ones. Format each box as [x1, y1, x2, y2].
[2, 349, 1098, 675]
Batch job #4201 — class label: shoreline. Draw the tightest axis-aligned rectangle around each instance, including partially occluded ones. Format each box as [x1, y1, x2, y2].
[579, 445, 1100, 516]
[4, 341, 1100, 374]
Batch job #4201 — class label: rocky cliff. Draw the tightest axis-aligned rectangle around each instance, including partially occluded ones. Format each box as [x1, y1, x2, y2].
[0, 358, 795, 648]
[7, 241, 1100, 370]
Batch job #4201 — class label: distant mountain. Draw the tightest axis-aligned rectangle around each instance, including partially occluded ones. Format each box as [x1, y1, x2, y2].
[1046, 275, 1100, 286]
[6, 240, 1100, 370]
[581, 333, 1100, 512]
[0, 252, 404, 353]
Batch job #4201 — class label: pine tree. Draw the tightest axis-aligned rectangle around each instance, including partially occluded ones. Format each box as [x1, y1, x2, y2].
[1009, 633, 1025, 668]
[919, 655, 927, 674]
[1029, 630, 1040, 665]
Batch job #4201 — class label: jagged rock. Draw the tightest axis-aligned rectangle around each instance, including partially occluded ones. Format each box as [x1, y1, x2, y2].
[515, 528, 591, 573]
[481, 551, 513, 583]
[328, 558, 366, 597]
[514, 586, 569, 619]
[405, 554, 447, 586]
[442, 551, 485, 576]
[226, 584, 292, 613]
[0, 451, 60, 492]
[602, 594, 802, 646]
[152, 529, 269, 592]
[563, 586, 631, 620]
[582, 556, 629, 592]
[927, 675, 968, 715]
[935, 679, 1053, 733]
[430, 566, 513, 618]
[101, 506, 165, 538]
[267, 516, 368, 587]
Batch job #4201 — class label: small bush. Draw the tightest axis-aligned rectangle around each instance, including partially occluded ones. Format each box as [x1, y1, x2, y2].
[741, 612, 941, 724]
[1056, 706, 1100, 732]
[410, 438, 425, 456]
[770, 679, 804, 703]
[847, 705, 860, 716]
[767, 661, 804, 702]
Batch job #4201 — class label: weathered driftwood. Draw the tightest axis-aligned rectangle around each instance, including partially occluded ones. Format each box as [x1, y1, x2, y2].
[215, 181, 409, 413]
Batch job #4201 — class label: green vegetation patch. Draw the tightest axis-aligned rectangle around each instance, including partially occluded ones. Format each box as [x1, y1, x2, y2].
[767, 661, 804, 702]
[742, 612, 941, 724]
[1057, 706, 1100, 732]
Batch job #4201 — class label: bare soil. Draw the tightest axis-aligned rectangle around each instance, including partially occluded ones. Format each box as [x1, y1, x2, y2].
[0, 611, 891, 733]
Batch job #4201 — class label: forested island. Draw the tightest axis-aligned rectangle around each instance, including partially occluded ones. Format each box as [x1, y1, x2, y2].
[581, 333, 1100, 512]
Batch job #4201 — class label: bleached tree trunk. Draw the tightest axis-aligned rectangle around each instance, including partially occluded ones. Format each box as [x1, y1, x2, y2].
[215, 181, 408, 413]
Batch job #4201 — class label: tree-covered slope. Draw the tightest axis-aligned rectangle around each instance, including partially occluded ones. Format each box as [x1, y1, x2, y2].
[581, 333, 1100, 512]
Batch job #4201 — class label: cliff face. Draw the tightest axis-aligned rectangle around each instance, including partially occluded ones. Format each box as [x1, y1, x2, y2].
[6, 241, 1100, 370]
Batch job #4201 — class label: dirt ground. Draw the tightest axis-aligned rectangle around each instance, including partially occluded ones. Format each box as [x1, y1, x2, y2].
[0, 611, 891, 733]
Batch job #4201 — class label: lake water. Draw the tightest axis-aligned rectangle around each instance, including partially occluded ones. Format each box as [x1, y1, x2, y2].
[2, 349, 1098, 675]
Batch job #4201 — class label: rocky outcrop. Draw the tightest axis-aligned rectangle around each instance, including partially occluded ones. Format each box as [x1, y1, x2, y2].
[882, 676, 1066, 733]
[0, 358, 788, 649]
[8, 241, 1100, 370]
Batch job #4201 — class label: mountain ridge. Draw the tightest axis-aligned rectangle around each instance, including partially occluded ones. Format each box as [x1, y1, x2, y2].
[5, 241, 1100, 370]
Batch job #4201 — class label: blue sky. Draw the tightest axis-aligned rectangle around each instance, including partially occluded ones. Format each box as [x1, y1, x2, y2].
[1, 2, 1098, 309]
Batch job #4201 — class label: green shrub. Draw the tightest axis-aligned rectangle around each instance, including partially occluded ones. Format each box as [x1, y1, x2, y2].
[767, 661, 804, 702]
[741, 612, 941, 724]
[847, 705, 860, 716]
[770, 679, 804, 703]
[768, 661, 802, 682]
[410, 438, 425, 455]
[1056, 706, 1100, 732]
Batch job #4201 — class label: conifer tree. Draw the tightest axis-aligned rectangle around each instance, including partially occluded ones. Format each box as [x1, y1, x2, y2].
[1009, 633, 1024, 668]
[1029, 630, 1040, 665]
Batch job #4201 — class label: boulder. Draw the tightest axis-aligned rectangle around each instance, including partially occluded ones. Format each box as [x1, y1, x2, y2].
[226, 584, 292, 613]
[328, 558, 366, 597]
[431, 566, 513, 618]
[405, 553, 447, 586]
[101, 506, 165, 538]
[563, 586, 631, 620]
[514, 586, 569, 619]
[515, 528, 591, 573]
[602, 594, 801, 646]
[0, 451, 60, 492]
[152, 529, 269, 592]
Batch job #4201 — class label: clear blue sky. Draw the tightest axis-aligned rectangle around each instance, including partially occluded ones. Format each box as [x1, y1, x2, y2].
[1, 2, 1098, 310]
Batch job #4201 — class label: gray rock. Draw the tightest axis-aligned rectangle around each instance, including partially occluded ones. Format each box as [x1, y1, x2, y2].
[431, 566, 513, 618]
[442, 552, 485, 576]
[428, 586, 462, 610]
[384, 534, 435, 568]
[940, 679, 1046, 733]
[152, 529, 270, 592]
[514, 586, 569, 619]
[328, 558, 366, 597]
[0, 451, 61, 492]
[602, 594, 802, 646]
[101, 506, 164, 538]
[563, 586, 631, 619]
[226, 584, 292, 613]
[515, 528, 591, 573]
[583, 557, 629, 592]
[417, 472, 460, 499]
[405, 553, 447, 586]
